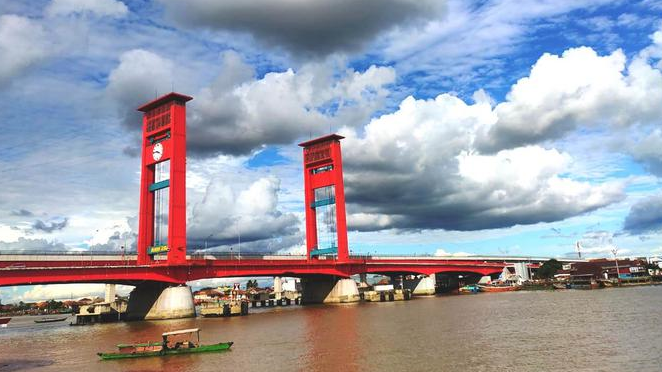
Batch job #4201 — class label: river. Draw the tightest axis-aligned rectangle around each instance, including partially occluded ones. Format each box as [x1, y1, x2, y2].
[1, 286, 660, 372]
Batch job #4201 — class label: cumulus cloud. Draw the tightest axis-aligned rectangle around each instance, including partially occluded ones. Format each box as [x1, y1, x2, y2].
[340, 93, 625, 231]
[630, 129, 662, 176]
[45, 0, 129, 18]
[106, 49, 176, 130]
[159, 0, 444, 56]
[187, 52, 395, 156]
[623, 194, 662, 235]
[9, 283, 133, 303]
[478, 47, 662, 152]
[434, 248, 474, 257]
[32, 218, 68, 233]
[187, 176, 300, 251]
[0, 237, 66, 252]
[0, 15, 52, 86]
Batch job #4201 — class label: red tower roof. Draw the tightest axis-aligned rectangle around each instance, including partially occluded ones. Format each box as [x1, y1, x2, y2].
[298, 134, 345, 147]
[137, 92, 193, 113]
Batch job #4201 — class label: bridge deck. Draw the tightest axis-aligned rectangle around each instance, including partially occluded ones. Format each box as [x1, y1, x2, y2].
[0, 253, 534, 287]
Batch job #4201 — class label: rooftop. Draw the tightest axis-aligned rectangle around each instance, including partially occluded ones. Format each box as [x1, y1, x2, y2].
[137, 92, 193, 113]
[298, 134, 345, 147]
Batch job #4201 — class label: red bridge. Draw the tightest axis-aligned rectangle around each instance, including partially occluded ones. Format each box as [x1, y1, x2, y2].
[0, 93, 543, 318]
[0, 253, 511, 287]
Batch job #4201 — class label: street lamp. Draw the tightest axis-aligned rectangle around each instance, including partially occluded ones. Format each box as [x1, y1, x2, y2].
[235, 217, 241, 260]
[611, 246, 620, 286]
[204, 233, 214, 250]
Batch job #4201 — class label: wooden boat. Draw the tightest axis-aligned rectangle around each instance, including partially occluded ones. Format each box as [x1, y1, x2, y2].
[478, 284, 521, 293]
[97, 328, 233, 360]
[34, 316, 68, 323]
[459, 285, 480, 294]
[0, 317, 10, 327]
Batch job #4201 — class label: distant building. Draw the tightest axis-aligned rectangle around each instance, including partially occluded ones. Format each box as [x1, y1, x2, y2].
[562, 258, 650, 288]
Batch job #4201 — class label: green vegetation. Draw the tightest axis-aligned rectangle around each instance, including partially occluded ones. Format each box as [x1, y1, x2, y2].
[246, 279, 259, 289]
[537, 259, 563, 279]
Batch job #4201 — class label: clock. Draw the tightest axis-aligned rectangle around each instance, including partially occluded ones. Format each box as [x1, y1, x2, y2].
[152, 143, 163, 161]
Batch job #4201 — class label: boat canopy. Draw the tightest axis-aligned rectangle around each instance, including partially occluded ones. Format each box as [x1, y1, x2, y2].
[162, 328, 200, 337]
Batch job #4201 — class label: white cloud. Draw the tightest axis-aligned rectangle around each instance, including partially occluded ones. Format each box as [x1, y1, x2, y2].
[629, 128, 662, 176]
[0, 225, 23, 243]
[434, 248, 474, 257]
[0, 15, 52, 86]
[480, 47, 662, 151]
[380, 0, 615, 88]
[9, 283, 133, 303]
[187, 175, 299, 248]
[106, 49, 176, 128]
[46, 0, 129, 18]
[188, 53, 396, 155]
[340, 90, 625, 231]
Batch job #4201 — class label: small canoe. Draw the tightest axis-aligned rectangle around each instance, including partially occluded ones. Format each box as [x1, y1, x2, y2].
[0, 317, 10, 327]
[35, 317, 68, 323]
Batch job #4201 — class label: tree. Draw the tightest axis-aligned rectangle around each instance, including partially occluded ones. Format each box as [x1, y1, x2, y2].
[537, 259, 563, 279]
[246, 279, 259, 289]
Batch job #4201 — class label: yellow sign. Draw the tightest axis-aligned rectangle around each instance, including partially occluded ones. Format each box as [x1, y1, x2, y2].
[148, 245, 169, 255]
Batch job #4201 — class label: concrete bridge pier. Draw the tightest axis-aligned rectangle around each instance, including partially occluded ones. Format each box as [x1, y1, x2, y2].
[358, 273, 369, 288]
[300, 276, 360, 304]
[126, 283, 196, 320]
[274, 276, 283, 300]
[403, 274, 437, 296]
[104, 283, 116, 303]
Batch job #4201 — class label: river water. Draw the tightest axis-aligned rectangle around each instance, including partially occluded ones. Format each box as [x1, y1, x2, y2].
[1, 286, 660, 372]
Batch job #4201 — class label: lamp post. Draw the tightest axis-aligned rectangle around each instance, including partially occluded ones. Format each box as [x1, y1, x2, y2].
[236, 217, 241, 260]
[611, 246, 620, 286]
[204, 233, 213, 250]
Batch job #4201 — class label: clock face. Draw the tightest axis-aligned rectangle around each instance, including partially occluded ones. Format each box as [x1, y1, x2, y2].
[152, 143, 163, 161]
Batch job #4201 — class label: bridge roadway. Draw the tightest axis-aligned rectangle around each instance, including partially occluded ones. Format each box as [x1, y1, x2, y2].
[0, 252, 554, 287]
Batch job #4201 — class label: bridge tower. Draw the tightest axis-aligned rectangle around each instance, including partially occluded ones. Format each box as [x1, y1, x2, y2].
[136, 92, 192, 266]
[299, 134, 349, 262]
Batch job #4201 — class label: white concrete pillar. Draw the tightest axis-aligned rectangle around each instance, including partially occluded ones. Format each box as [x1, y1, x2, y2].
[358, 273, 369, 288]
[127, 284, 196, 320]
[403, 274, 437, 296]
[104, 283, 116, 303]
[301, 277, 360, 304]
[274, 277, 282, 300]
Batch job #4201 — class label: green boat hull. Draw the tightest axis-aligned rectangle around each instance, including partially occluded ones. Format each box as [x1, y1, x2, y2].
[98, 342, 233, 360]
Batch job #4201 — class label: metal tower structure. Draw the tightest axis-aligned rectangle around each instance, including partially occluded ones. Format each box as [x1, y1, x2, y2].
[136, 92, 192, 265]
[299, 134, 349, 261]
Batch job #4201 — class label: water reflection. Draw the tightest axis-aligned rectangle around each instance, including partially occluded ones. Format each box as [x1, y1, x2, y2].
[1, 287, 662, 372]
[302, 304, 361, 372]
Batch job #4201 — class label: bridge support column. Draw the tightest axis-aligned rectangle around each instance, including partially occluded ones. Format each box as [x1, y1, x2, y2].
[274, 277, 282, 300]
[126, 283, 195, 320]
[104, 284, 116, 303]
[301, 276, 360, 304]
[358, 273, 369, 288]
[403, 274, 436, 296]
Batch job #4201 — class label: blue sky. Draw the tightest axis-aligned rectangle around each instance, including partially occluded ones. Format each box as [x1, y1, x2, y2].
[2, 0, 662, 301]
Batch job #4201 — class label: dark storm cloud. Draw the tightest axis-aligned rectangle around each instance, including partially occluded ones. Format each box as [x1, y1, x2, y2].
[10, 209, 33, 217]
[623, 194, 662, 234]
[160, 0, 444, 57]
[188, 234, 303, 255]
[32, 218, 68, 233]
